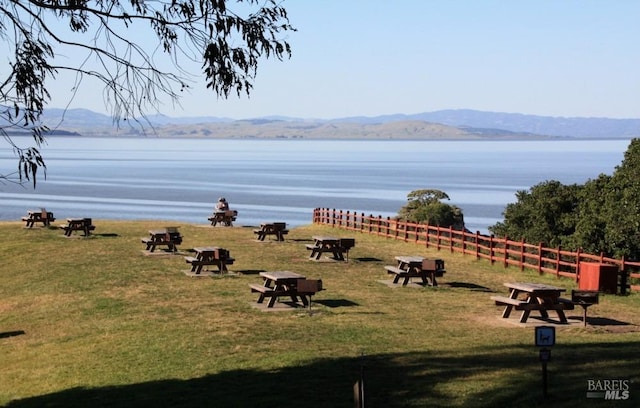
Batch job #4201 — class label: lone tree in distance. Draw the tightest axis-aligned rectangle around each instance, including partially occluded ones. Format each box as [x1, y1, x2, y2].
[0, 0, 295, 186]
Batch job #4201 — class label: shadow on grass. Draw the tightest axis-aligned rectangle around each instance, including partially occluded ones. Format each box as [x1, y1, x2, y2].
[0, 330, 25, 339]
[567, 316, 633, 327]
[314, 299, 359, 308]
[237, 269, 266, 275]
[354, 257, 383, 262]
[5, 342, 639, 408]
[446, 281, 492, 292]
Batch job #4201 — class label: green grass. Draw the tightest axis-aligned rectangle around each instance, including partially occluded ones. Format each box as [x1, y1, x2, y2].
[1, 220, 639, 407]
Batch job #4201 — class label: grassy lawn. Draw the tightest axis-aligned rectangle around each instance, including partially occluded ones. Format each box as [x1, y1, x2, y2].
[1, 220, 638, 407]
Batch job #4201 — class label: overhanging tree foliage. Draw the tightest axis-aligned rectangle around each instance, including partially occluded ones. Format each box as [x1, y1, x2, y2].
[1, 0, 294, 186]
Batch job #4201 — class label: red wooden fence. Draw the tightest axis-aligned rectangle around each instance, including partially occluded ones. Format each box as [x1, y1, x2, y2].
[312, 208, 640, 294]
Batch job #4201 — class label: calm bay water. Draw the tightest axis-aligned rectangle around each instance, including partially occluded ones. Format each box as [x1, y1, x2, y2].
[0, 137, 632, 234]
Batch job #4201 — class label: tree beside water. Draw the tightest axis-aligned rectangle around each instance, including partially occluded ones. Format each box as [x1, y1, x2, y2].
[397, 189, 465, 230]
[490, 138, 640, 260]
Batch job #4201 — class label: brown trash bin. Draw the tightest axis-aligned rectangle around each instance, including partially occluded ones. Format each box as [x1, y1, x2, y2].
[578, 262, 618, 294]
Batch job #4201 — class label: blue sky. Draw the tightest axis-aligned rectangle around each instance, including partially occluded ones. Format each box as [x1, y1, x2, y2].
[48, 0, 639, 119]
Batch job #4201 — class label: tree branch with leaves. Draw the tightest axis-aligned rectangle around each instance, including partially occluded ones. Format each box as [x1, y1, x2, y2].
[1, 0, 295, 186]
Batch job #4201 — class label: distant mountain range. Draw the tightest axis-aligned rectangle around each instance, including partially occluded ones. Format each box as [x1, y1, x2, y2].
[16, 108, 640, 139]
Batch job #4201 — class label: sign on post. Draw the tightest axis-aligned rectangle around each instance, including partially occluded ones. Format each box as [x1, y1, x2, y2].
[535, 326, 555, 347]
[535, 326, 555, 399]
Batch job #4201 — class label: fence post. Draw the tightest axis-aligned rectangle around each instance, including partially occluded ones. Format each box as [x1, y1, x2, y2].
[503, 236, 509, 268]
[449, 226, 454, 253]
[575, 247, 581, 281]
[620, 255, 628, 295]
[403, 220, 409, 242]
[425, 225, 430, 249]
[520, 238, 525, 271]
[389, 218, 400, 239]
[461, 229, 466, 254]
[538, 243, 543, 275]
[556, 246, 561, 277]
[489, 235, 495, 264]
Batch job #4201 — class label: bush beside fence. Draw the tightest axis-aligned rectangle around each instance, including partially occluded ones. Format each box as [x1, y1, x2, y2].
[313, 208, 640, 294]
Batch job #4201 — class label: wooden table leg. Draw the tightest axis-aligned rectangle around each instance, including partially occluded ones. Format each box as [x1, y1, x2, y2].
[556, 309, 568, 323]
[535, 298, 551, 318]
[258, 280, 272, 304]
[430, 272, 438, 286]
[420, 274, 428, 285]
[267, 293, 278, 307]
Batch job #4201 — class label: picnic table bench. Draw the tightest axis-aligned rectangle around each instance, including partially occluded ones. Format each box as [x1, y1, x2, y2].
[59, 218, 95, 237]
[208, 210, 237, 226]
[22, 208, 56, 227]
[185, 247, 235, 274]
[141, 228, 182, 252]
[491, 282, 575, 323]
[385, 256, 445, 286]
[253, 222, 289, 241]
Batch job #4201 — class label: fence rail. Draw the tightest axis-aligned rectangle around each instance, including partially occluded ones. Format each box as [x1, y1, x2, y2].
[312, 208, 640, 294]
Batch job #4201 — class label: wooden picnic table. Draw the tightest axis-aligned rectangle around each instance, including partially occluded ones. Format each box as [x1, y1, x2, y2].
[249, 271, 322, 308]
[306, 236, 355, 261]
[208, 210, 237, 226]
[141, 228, 182, 252]
[384, 256, 446, 286]
[490, 282, 575, 323]
[22, 209, 55, 228]
[184, 246, 235, 274]
[59, 218, 95, 237]
[253, 222, 289, 241]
